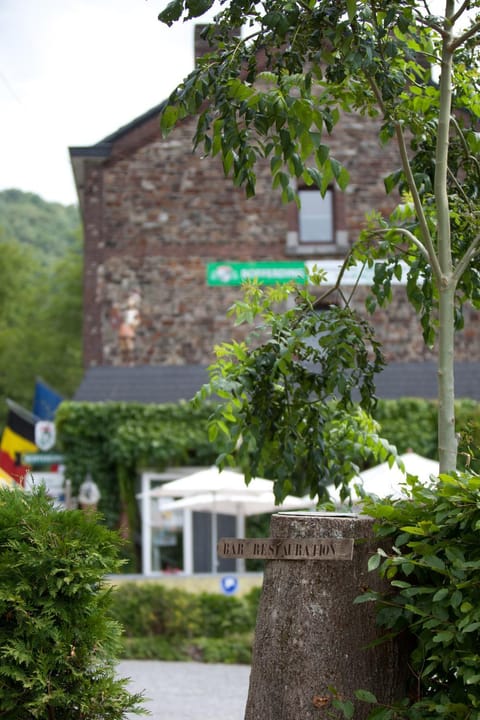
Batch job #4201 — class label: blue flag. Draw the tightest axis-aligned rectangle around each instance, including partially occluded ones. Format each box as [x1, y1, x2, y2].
[33, 379, 63, 421]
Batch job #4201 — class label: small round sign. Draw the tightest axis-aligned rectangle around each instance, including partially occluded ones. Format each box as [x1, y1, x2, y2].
[220, 576, 238, 595]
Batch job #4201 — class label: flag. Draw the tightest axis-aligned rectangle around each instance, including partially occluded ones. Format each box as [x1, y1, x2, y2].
[0, 400, 38, 485]
[33, 378, 63, 421]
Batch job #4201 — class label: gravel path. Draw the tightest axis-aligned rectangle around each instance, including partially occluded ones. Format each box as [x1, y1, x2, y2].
[118, 660, 251, 720]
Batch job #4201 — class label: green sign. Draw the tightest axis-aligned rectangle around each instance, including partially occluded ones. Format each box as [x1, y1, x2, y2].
[206, 261, 306, 286]
[23, 453, 64, 465]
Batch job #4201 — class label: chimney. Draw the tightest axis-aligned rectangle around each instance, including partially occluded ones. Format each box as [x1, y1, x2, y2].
[194, 24, 240, 67]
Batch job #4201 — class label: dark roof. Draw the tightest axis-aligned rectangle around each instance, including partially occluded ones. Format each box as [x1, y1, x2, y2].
[376, 361, 480, 400]
[73, 362, 480, 405]
[74, 365, 210, 404]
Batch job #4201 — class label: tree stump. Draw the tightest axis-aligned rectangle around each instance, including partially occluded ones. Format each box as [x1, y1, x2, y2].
[244, 512, 408, 720]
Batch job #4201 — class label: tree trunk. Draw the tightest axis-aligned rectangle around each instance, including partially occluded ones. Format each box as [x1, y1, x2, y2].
[244, 512, 409, 720]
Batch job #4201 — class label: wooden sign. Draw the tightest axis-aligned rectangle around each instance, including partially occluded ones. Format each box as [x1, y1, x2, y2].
[218, 537, 354, 561]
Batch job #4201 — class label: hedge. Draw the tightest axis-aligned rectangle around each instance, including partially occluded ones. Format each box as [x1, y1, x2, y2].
[109, 582, 261, 664]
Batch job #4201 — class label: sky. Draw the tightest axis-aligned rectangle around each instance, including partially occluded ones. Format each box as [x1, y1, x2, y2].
[0, 1, 470, 208]
[0, 0, 210, 206]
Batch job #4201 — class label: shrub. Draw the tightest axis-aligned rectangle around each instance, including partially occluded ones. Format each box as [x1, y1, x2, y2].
[195, 592, 254, 637]
[189, 635, 253, 664]
[0, 487, 144, 719]
[358, 473, 480, 719]
[109, 582, 261, 664]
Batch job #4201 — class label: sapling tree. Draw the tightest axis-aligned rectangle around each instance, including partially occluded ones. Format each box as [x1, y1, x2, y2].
[158, 0, 480, 495]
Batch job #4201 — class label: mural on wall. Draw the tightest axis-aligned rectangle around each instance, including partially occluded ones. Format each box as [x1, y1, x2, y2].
[111, 289, 142, 365]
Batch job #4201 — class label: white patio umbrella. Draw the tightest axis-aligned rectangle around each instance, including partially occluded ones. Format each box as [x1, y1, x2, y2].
[148, 466, 276, 499]
[329, 452, 440, 506]
[159, 491, 314, 517]
[149, 467, 315, 572]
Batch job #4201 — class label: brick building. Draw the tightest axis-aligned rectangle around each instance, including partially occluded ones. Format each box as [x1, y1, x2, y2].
[70, 27, 480, 403]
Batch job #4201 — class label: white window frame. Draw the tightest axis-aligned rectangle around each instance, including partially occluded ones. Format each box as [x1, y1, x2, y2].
[286, 186, 349, 255]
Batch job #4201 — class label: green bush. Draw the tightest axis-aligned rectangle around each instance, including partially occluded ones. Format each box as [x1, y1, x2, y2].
[120, 636, 188, 661]
[109, 583, 261, 664]
[373, 398, 480, 472]
[357, 473, 480, 719]
[0, 487, 144, 719]
[189, 634, 254, 664]
[195, 592, 254, 637]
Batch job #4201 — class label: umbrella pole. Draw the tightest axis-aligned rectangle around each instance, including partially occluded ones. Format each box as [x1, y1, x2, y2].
[211, 509, 218, 573]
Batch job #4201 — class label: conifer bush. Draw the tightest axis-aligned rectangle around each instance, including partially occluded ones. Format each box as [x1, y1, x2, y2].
[0, 487, 145, 719]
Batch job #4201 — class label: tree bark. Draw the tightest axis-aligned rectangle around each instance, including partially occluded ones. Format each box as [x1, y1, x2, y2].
[244, 512, 409, 720]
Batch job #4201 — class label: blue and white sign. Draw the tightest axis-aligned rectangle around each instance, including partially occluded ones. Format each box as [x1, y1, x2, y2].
[220, 576, 239, 595]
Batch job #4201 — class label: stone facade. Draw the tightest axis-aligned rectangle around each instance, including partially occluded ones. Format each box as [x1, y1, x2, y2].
[72, 47, 480, 372]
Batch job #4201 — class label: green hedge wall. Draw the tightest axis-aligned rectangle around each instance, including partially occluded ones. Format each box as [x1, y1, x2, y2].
[109, 583, 261, 664]
[373, 398, 480, 470]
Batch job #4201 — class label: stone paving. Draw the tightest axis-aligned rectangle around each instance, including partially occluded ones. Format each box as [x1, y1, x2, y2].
[118, 660, 251, 720]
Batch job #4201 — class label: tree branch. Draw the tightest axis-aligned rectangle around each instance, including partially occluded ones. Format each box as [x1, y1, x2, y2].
[450, 0, 471, 26]
[453, 233, 480, 283]
[369, 227, 431, 262]
[448, 20, 480, 52]
[365, 75, 441, 278]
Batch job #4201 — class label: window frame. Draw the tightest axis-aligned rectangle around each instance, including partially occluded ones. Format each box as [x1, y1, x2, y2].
[286, 184, 348, 256]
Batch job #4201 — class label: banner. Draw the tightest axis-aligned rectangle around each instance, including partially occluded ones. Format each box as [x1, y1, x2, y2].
[0, 400, 38, 485]
[33, 378, 63, 421]
[206, 261, 306, 286]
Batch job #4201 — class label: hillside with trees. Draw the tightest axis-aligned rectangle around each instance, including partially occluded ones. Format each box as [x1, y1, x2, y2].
[0, 189, 83, 423]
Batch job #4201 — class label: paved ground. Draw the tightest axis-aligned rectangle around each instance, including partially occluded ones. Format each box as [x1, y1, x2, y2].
[118, 660, 251, 720]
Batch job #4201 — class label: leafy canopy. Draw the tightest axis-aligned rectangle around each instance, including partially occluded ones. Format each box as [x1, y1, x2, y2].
[159, 1, 480, 483]
[193, 273, 396, 501]
[0, 190, 83, 422]
[159, 0, 480, 333]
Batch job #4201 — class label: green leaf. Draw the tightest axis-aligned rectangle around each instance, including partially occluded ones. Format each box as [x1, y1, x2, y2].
[158, 0, 184, 26]
[433, 630, 454, 643]
[355, 689, 378, 704]
[316, 144, 330, 166]
[160, 105, 179, 136]
[346, 0, 356, 21]
[186, 0, 215, 18]
[368, 553, 381, 571]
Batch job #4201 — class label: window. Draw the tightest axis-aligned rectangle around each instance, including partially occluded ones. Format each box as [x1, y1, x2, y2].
[298, 189, 333, 243]
[286, 186, 348, 256]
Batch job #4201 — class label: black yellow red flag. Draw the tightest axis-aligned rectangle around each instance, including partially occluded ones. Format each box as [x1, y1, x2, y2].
[0, 400, 38, 485]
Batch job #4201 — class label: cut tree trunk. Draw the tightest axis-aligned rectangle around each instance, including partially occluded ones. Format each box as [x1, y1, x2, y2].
[244, 512, 409, 720]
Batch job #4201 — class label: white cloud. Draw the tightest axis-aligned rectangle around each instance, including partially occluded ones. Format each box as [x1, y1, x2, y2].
[0, 0, 197, 205]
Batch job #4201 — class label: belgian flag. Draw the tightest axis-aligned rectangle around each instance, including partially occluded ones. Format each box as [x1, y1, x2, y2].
[0, 400, 38, 485]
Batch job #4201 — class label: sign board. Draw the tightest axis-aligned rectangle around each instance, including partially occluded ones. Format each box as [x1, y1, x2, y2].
[206, 260, 409, 287]
[23, 453, 65, 465]
[207, 262, 306, 286]
[220, 576, 239, 595]
[218, 537, 354, 561]
[35, 421, 56, 451]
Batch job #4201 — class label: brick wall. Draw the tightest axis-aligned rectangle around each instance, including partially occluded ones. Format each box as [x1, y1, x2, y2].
[80, 104, 480, 368]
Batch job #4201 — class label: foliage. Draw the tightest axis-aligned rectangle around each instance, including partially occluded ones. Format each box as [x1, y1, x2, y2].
[158, 0, 480, 478]
[0, 190, 82, 422]
[56, 400, 225, 532]
[194, 276, 396, 501]
[55, 397, 480, 552]
[109, 582, 260, 664]
[373, 398, 439, 460]
[0, 189, 79, 263]
[0, 486, 145, 719]
[352, 473, 480, 719]
[374, 398, 480, 474]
